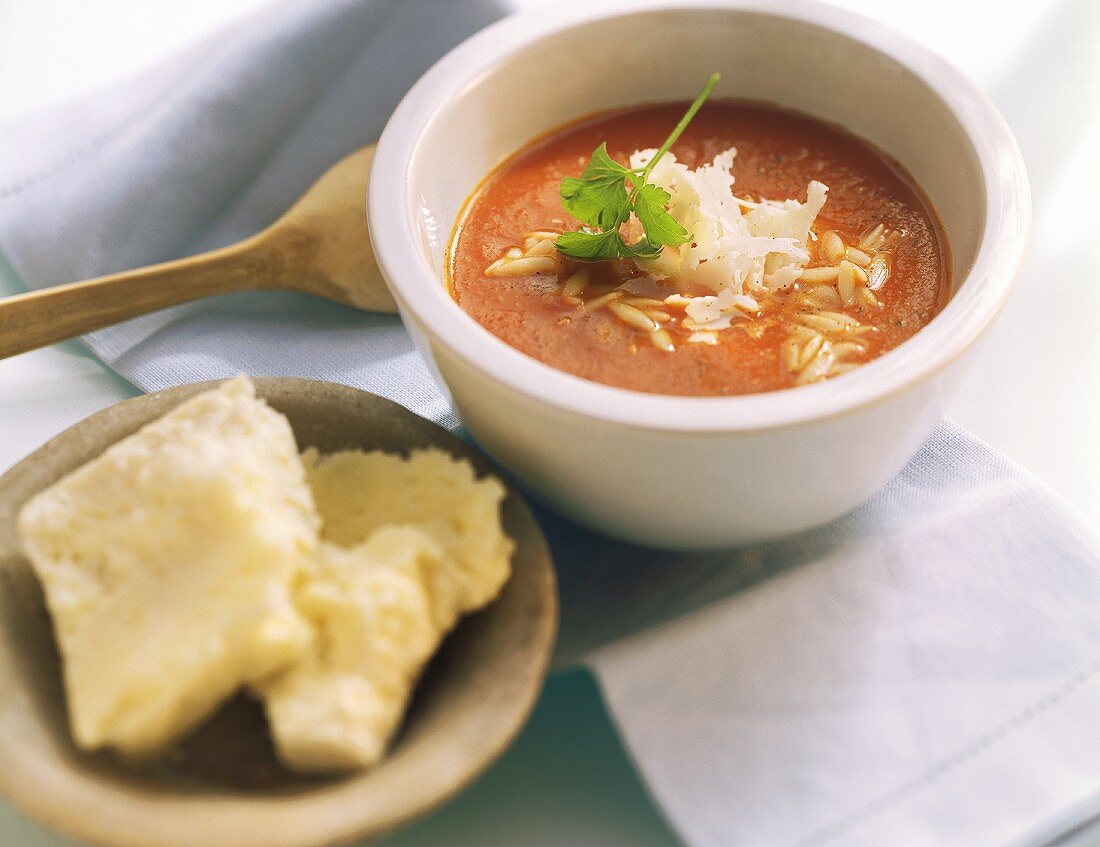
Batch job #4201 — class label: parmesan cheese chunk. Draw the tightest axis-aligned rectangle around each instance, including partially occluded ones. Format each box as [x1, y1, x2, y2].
[627, 146, 829, 331]
[17, 377, 316, 759]
[300, 448, 514, 631]
[259, 448, 514, 771]
[260, 529, 443, 771]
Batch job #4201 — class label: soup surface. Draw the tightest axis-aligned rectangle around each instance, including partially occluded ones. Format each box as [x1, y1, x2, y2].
[448, 101, 950, 396]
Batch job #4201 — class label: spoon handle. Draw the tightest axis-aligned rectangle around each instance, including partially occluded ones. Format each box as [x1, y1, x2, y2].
[0, 238, 277, 359]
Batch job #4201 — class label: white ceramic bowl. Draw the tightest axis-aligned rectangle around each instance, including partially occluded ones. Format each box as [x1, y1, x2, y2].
[369, 0, 1029, 549]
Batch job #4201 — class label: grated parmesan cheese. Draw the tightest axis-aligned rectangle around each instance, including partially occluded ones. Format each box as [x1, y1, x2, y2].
[627, 147, 828, 332]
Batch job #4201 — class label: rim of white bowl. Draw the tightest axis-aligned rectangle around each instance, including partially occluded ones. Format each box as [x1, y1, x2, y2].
[369, 0, 1030, 434]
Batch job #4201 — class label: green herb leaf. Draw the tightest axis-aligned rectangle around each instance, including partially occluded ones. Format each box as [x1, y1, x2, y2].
[560, 143, 633, 228]
[554, 72, 719, 262]
[554, 228, 628, 260]
[563, 170, 633, 231]
[577, 142, 632, 180]
[633, 183, 690, 247]
[620, 239, 664, 260]
[554, 229, 666, 261]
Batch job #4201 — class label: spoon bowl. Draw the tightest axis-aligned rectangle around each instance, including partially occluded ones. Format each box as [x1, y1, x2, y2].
[0, 377, 557, 847]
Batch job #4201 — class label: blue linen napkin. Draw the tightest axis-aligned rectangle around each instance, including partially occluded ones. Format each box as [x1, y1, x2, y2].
[3, 2, 1100, 845]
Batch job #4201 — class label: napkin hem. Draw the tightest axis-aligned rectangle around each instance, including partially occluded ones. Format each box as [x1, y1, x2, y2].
[795, 659, 1100, 846]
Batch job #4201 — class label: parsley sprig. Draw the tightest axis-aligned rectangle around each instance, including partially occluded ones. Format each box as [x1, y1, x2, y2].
[555, 73, 720, 261]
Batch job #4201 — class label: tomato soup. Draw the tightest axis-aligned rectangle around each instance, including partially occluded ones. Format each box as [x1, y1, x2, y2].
[448, 101, 950, 396]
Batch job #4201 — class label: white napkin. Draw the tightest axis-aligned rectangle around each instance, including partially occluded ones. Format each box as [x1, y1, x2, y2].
[3, 2, 1100, 846]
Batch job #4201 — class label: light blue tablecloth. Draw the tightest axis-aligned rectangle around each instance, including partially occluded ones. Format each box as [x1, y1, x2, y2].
[3, 2, 1100, 845]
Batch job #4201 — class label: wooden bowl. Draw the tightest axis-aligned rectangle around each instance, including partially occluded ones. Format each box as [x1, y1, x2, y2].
[0, 377, 558, 847]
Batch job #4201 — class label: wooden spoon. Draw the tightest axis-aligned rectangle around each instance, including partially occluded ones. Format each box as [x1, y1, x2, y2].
[0, 378, 558, 847]
[0, 145, 395, 360]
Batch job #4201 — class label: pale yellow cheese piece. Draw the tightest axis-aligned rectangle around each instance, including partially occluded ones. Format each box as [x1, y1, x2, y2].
[17, 376, 316, 760]
[301, 447, 514, 631]
[260, 527, 442, 771]
[261, 448, 514, 771]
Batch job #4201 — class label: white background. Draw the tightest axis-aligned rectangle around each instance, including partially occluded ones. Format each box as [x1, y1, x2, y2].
[0, 0, 1098, 844]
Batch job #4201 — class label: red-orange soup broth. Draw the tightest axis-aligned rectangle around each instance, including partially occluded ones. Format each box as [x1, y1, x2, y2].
[447, 101, 950, 396]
